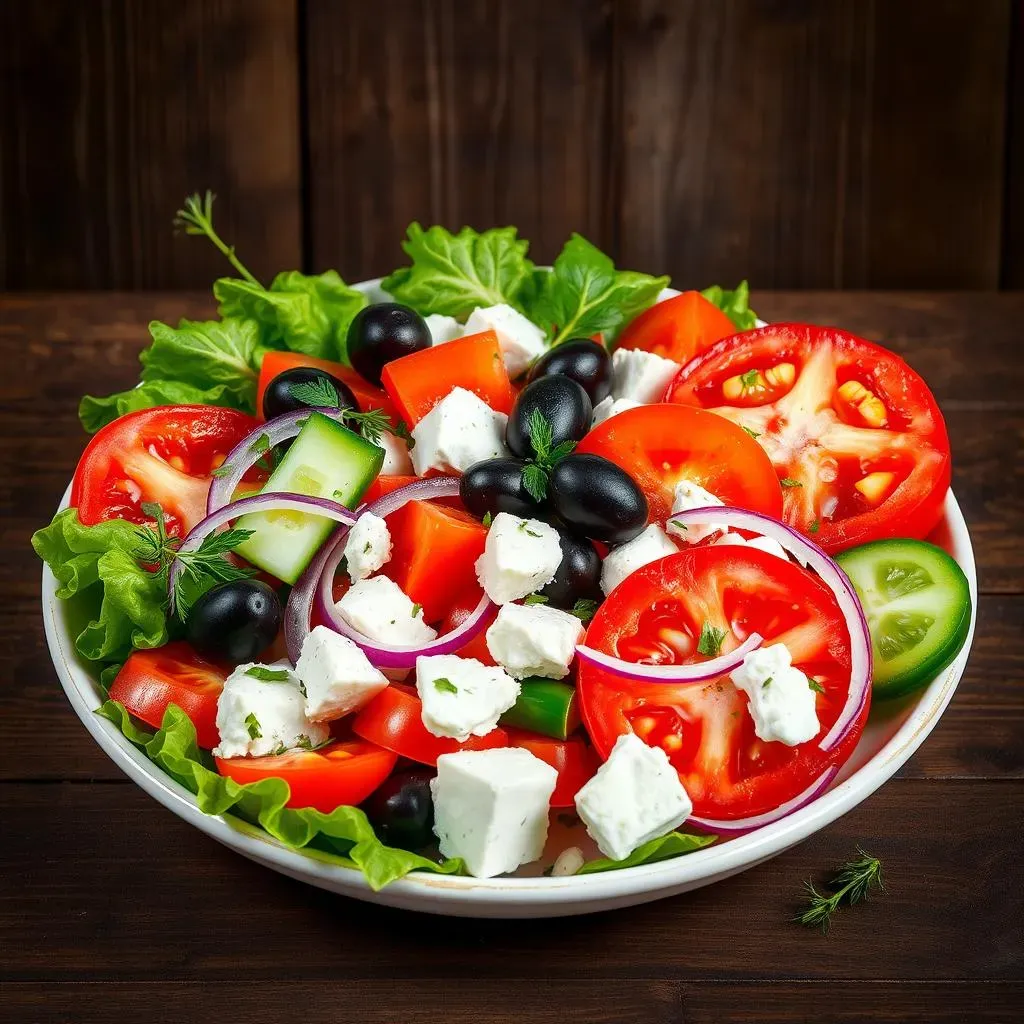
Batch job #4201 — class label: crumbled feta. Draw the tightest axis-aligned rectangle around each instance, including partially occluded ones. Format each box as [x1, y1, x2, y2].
[464, 303, 548, 378]
[214, 662, 329, 759]
[665, 479, 728, 543]
[377, 431, 413, 474]
[550, 846, 586, 877]
[295, 625, 389, 722]
[713, 531, 789, 561]
[415, 654, 519, 740]
[424, 313, 464, 346]
[600, 523, 678, 595]
[485, 602, 584, 680]
[410, 386, 509, 476]
[610, 348, 681, 404]
[336, 575, 437, 647]
[729, 643, 820, 746]
[656, 286, 682, 303]
[431, 747, 558, 877]
[343, 512, 392, 583]
[475, 512, 563, 605]
[575, 733, 692, 861]
[591, 395, 642, 427]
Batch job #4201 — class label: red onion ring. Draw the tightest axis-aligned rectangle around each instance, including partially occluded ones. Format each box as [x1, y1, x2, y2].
[668, 507, 872, 754]
[207, 408, 348, 514]
[575, 631, 763, 684]
[283, 524, 351, 665]
[168, 493, 359, 614]
[312, 476, 496, 669]
[688, 764, 839, 835]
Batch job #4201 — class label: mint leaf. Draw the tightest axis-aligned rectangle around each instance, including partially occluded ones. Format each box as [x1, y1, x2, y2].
[807, 677, 826, 694]
[245, 666, 291, 682]
[741, 425, 761, 439]
[523, 594, 549, 606]
[482, 511, 493, 528]
[700, 280, 758, 331]
[244, 712, 262, 739]
[527, 407, 553, 461]
[521, 464, 549, 503]
[571, 598, 599, 623]
[696, 622, 727, 657]
[779, 477, 803, 488]
[433, 677, 458, 695]
[809, 519, 821, 535]
[289, 377, 340, 409]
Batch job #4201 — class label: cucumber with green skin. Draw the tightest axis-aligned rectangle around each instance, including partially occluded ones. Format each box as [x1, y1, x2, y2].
[836, 538, 971, 700]
[500, 678, 579, 739]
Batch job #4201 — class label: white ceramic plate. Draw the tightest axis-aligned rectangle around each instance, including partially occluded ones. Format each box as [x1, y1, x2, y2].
[42, 283, 977, 917]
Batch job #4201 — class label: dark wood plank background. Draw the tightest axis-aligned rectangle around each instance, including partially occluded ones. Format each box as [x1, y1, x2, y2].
[1, 292, 1022, 1023]
[3, 0, 1022, 290]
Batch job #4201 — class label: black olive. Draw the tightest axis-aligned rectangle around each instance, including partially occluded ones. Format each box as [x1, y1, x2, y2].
[527, 338, 612, 403]
[459, 457, 538, 519]
[261, 366, 358, 420]
[506, 376, 592, 459]
[539, 523, 602, 609]
[363, 769, 435, 851]
[347, 302, 431, 385]
[548, 454, 648, 544]
[185, 580, 283, 664]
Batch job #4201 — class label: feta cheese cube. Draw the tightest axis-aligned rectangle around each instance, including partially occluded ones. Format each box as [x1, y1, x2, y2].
[377, 431, 413, 474]
[336, 575, 437, 647]
[729, 643, 820, 746]
[415, 654, 519, 740]
[424, 313, 464, 346]
[475, 512, 563, 605]
[575, 733, 693, 861]
[410, 386, 509, 476]
[666, 479, 728, 543]
[214, 662, 329, 759]
[656, 286, 682, 303]
[464, 303, 548, 378]
[485, 602, 584, 680]
[610, 348, 681, 404]
[591, 395, 642, 428]
[295, 625, 389, 722]
[431, 747, 558, 877]
[343, 512, 393, 583]
[600, 523, 678, 595]
[713, 531, 789, 561]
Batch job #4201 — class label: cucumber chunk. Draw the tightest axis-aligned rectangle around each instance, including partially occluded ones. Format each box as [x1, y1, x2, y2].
[235, 412, 383, 584]
[836, 538, 971, 699]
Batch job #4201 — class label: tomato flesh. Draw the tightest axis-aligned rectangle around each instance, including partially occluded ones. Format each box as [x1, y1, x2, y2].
[577, 546, 866, 820]
[507, 729, 601, 807]
[665, 324, 951, 552]
[617, 291, 738, 364]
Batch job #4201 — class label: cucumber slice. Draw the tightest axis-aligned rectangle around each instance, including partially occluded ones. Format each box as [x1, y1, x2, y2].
[499, 678, 579, 740]
[235, 412, 384, 584]
[836, 538, 971, 699]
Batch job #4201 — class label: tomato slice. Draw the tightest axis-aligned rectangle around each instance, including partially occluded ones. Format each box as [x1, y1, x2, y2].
[70, 406, 260, 537]
[617, 291, 738, 363]
[352, 686, 509, 766]
[577, 404, 784, 523]
[665, 324, 951, 552]
[577, 545, 867, 820]
[382, 500, 487, 624]
[108, 643, 227, 749]
[506, 729, 601, 808]
[380, 330, 516, 425]
[257, 350, 399, 420]
[437, 586, 498, 665]
[363, 474, 418, 504]
[215, 739, 397, 812]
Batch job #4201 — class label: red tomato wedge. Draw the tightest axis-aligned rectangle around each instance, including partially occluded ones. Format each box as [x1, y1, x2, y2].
[617, 291, 738, 363]
[109, 643, 227, 749]
[665, 324, 952, 552]
[363, 474, 418, 504]
[577, 404, 784, 523]
[438, 586, 498, 665]
[382, 501, 487, 624]
[507, 730, 601, 808]
[71, 406, 260, 536]
[257, 350, 399, 421]
[577, 545, 867, 820]
[352, 686, 509, 766]
[380, 330, 516, 425]
[215, 739, 398, 812]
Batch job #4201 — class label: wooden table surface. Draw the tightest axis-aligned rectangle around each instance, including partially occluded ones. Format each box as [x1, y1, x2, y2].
[1, 291, 1022, 1023]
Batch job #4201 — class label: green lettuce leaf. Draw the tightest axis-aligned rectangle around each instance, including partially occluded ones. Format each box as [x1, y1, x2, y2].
[576, 830, 716, 874]
[79, 380, 238, 433]
[32, 510, 169, 664]
[381, 223, 535, 318]
[215, 270, 366, 363]
[98, 701, 466, 891]
[700, 280, 758, 330]
[530, 234, 668, 346]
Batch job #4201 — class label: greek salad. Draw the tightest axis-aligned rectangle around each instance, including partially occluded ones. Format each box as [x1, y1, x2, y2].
[34, 194, 972, 888]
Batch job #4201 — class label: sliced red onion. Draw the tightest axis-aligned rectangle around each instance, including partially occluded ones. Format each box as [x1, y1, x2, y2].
[169, 493, 359, 613]
[668, 507, 872, 754]
[207, 408, 348, 514]
[284, 524, 351, 665]
[575, 631, 763, 684]
[688, 764, 839, 835]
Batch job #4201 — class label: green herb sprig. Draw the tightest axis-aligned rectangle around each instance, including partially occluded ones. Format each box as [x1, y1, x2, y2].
[696, 622, 727, 657]
[288, 378, 414, 448]
[521, 408, 576, 502]
[796, 848, 884, 932]
[174, 191, 260, 286]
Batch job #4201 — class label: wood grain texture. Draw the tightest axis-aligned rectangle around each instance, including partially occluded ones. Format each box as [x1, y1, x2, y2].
[616, 0, 1012, 288]
[1003, 0, 1024, 287]
[0, 1, 301, 289]
[304, 0, 617, 279]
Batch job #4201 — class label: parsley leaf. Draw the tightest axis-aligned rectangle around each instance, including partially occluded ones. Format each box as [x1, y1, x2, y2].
[571, 598, 599, 623]
[807, 677, 826, 694]
[762, 676, 773, 689]
[779, 477, 803, 488]
[696, 622, 727, 657]
[250, 433, 271, 456]
[523, 594, 549, 606]
[244, 713, 262, 739]
[740, 369, 760, 389]
[809, 519, 821, 534]
[433, 677, 458, 695]
[245, 666, 291, 682]
[482, 511, 493, 528]
[518, 521, 542, 538]
[741, 425, 761, 439]
[289, 377, 340, 409]
[411, 603, 423, 618]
